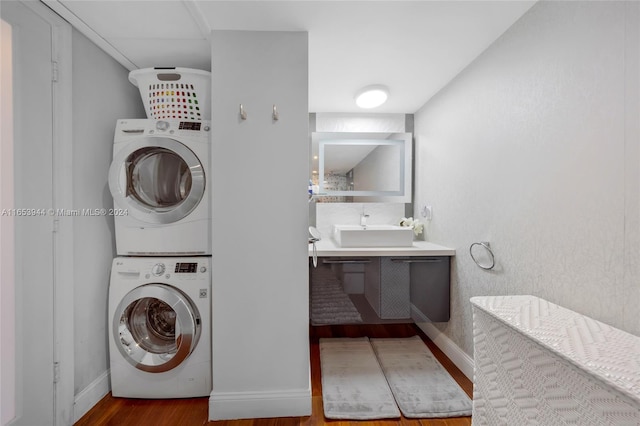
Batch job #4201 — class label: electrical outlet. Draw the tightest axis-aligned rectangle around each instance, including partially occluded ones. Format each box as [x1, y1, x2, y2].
[421, 205, 433, 221]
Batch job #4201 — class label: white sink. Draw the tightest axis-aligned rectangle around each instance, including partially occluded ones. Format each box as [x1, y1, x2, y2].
[333, 224, 414, 247]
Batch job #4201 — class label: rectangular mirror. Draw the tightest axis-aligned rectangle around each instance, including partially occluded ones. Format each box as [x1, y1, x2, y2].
[311, 132, 412, 203]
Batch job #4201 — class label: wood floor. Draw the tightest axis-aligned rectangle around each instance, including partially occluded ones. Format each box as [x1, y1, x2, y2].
[75, 324, 472, 426]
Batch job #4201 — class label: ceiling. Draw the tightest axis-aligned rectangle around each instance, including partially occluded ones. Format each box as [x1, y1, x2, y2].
[44, 0, 536, 113]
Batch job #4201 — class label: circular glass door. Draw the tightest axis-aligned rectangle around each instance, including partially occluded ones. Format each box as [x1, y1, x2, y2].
[108, 137, 205, 224]
[128, 147, 192, 210]
[113, 284, 201, 373]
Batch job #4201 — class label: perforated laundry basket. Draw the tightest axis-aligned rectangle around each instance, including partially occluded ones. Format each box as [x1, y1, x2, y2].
[129, 67, 211, 121]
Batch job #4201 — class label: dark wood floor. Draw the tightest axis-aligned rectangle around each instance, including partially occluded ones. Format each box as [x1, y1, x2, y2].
[75, 324, 472, 426]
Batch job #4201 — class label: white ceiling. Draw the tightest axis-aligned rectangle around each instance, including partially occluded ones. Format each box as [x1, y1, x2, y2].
[44, 0, 536, 113]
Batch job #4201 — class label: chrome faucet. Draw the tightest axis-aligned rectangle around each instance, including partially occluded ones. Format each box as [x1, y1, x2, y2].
[360, 213, 370, 229]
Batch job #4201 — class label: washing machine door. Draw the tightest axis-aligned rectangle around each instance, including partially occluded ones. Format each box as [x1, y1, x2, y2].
[113, 284, 201, 373]
[108, 137, 205, 224]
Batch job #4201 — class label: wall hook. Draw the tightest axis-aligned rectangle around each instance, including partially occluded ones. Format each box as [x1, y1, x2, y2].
[239, 104, 247, 120]
[272, 104, 279, 121]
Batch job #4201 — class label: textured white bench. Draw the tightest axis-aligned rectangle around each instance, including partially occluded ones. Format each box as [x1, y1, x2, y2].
[471, 295, 640, 425]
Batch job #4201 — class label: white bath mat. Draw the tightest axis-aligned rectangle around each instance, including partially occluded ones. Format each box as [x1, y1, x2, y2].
[319, 337, 400, 419]
[370, 336, 472, 418]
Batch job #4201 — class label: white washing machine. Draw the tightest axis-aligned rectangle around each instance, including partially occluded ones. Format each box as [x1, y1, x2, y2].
[108, 119, 211, 256]
[108, 256, 211, 398]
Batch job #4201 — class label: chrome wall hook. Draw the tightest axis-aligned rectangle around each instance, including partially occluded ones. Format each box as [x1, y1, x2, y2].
[272, 104, 279, 121]
[239, 104, 247, 120]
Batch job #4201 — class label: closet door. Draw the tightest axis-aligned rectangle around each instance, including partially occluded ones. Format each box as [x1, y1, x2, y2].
[1, 2, 55, 425]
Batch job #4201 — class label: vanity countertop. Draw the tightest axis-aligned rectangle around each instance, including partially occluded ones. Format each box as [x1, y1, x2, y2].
[309, 239, 455, 257]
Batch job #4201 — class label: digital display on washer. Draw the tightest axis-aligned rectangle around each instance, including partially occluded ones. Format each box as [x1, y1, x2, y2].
[179, 121, 201, 131]
[175, 262, 198, 273]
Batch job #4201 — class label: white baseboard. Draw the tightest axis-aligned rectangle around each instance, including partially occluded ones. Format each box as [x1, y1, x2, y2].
[73, 369, 110, 423]
[209, 387, 311, 420]
[416, 322, 475, 381]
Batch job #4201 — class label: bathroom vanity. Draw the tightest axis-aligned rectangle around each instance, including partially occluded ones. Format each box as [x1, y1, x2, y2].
[309, 239, 455, 325]
[308, 126, 453, 325]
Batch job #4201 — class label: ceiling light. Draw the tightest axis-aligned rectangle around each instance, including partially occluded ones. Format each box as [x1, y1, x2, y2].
[355, 85, 389, 109]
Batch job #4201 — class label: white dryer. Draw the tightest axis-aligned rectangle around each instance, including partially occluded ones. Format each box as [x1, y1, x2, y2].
[108, 256, 211, 398]
[108, 119, 211, 256]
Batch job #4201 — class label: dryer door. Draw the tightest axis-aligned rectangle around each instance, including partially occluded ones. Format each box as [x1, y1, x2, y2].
[108, 137, 205, 224]
[113, 284, 201, 373]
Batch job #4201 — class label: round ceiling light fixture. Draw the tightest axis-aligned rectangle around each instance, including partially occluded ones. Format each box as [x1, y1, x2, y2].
[355, 85, 389, 109]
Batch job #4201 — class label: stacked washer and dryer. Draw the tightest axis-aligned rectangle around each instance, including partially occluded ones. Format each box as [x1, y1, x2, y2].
[107, 68, 213, 398]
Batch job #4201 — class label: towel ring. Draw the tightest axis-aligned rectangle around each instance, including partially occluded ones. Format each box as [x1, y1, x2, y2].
[470, 242, 495, 270]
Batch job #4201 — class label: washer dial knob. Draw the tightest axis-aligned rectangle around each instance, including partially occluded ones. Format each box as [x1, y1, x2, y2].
[156, 120, 170, 131]
[151, 263, 166, 276]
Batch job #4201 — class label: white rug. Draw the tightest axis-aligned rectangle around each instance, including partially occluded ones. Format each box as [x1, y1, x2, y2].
[370, 336, 473, 418]
[319, 337, 400, 419]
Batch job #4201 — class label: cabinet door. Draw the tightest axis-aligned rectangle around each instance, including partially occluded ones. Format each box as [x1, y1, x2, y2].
[364, 257, 411, 320]
[409, 257, 451, 322]
[380, 257, 410, 319]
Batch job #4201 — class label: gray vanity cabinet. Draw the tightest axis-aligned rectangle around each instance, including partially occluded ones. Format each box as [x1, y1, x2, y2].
[322, 258, 368, 294]
[312, 254, 452, 324]
[408, 257, 451, 322]
[365, 256, 451, 322]
[364, 257, 411, 319]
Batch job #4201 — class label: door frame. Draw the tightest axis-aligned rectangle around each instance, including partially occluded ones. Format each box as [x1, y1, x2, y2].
[17, 2, 74, 425]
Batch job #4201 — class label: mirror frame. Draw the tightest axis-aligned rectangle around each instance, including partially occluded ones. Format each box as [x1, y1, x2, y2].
[311, 132, 412, 203]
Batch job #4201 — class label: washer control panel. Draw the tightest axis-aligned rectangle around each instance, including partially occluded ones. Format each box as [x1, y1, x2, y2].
[114, 258, 211, 284]
[151, 263, 166, 276]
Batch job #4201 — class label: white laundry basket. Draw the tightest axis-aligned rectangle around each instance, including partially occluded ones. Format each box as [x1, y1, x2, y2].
[129, 67, 211, 121]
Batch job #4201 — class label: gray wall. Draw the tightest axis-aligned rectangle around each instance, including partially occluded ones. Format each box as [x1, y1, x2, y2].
[414, 1, 640, 355]
[210, 31, 310, 419]
[71, 28, 145, 396]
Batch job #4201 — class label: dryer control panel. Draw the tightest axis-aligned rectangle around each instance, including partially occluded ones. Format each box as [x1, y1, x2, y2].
[175, 262, 198, 273]
[114, 119, 211, 143]
[178, 121, 202, 131]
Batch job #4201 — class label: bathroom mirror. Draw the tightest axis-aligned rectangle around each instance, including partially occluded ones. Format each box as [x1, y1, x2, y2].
[311, 132, 412, 202]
